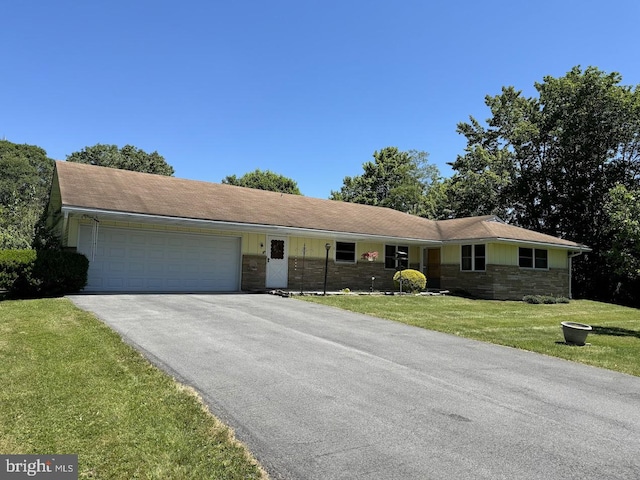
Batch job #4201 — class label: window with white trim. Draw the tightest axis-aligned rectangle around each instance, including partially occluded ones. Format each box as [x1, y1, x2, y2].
[335, 242, 356, 263]
[461, 244, 486, 271]
[385, 245, 409, 269]
[519, 247, 548, 269]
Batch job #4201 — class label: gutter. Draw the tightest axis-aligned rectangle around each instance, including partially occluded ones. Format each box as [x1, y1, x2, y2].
[60, 206, 442, 246]
[62, 211, 69, 243]
[441, 237, 591, 251]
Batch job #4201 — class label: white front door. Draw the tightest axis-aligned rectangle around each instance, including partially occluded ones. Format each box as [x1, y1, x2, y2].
[266, 236, 288, 289]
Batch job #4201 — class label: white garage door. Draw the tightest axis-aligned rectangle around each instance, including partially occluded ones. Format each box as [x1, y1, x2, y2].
[77, 225, 241, 292]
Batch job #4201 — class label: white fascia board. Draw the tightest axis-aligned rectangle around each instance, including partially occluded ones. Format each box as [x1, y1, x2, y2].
[442, 236, 591, 251]
[61, 206, 442, 246]
[493, 237, 591, 251]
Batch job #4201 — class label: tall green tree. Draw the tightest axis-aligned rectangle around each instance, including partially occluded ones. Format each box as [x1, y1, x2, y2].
[0, 141, 54, 249]
[448, 66, 640, 303]
[222, 169, 302, 195]
[67, 144, 174, 176]
[330, 147, 440, 216]
[603, 185, 640, 306]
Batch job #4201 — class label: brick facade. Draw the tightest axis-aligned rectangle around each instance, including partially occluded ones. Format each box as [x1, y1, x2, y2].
[440, 264, 570, 300]
[243, 253, 570, 299]
[241, 255, 267, 291]
[241, 254, 420, 292]
[288, 258, 407, 292]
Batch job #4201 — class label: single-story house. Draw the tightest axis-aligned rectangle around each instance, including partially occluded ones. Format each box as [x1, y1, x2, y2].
[45, 161, 590, 299]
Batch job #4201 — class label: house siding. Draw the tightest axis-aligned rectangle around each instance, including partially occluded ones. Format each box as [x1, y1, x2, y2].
[58, 215, 574, 298]
[287, 258, 416, 292]
[441, 264, 570, 300]
[244, 236, 422, 292]
[488, 243, 568, 268]
[241, 254, 268, 291]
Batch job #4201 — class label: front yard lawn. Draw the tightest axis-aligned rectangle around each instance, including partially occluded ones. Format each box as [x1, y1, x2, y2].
[0, 298, 267, 479]
[300, 295, 640, 377]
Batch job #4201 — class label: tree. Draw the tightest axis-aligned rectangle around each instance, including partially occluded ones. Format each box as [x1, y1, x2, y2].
[222, 169, 302, 195]
[445, 144, 514, 220]
[0, 140, 54, 249]
[330, 147, 440, 216]
[447, 66, 640, 303]
[67, 144, 174, 176]
[603, 185, 640, 306]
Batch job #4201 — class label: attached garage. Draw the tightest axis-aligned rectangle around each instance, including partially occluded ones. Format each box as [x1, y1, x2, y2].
[77, 225, 241, 292]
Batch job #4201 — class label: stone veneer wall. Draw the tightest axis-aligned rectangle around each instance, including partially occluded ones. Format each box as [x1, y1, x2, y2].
[241, 255, 267, 291]
[289, 259, 412, 292]
[440, 264, 570, 300]
[241, 254, 421, 292]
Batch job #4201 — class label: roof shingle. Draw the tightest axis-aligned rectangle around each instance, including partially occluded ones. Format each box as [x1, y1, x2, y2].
[54, 161, 586, 248]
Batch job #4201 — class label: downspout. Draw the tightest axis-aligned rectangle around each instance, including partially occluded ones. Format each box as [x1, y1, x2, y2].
[568, 250, 584, 299]
[62, 211, 69, 246]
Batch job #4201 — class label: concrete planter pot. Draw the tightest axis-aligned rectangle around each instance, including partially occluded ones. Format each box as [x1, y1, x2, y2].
[561, 321, 592, 346]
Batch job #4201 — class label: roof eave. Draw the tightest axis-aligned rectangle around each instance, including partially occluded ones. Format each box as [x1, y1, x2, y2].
[441, 236, 591, 251]
[61, 206, 442, 245]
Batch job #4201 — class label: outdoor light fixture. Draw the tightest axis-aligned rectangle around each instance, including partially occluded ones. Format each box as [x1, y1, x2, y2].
[324, 243, 331, 295]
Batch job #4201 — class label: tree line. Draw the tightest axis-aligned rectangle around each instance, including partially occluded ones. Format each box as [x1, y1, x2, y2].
[2, 66, 638, 306]
[331, 67, 640, 306]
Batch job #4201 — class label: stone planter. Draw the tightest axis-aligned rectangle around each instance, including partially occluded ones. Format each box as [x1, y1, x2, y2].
[561, 321, 592, 346]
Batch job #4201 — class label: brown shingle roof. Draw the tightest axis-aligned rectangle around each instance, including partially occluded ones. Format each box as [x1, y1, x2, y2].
[55, 161, 440, 241]
[54, 161, 587, 248]
[436, 215, 583, 248]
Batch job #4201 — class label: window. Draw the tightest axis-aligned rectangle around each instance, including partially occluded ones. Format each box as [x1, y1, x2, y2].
[461, 244, 486, 271]
[385, 245, 409, 269]
[270, 239, 285, 259]
[335, 242, 356, 263]
[519, 247, 548, 269]
[519, 248, 533, 268]
[535, 249, 548, 269]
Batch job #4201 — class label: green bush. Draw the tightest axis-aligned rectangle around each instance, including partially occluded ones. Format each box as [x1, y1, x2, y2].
[0, 249, 36, 291]
[522, 295, 571, 305]
[2, 249, 89, 297]
[522, 295, 542, 304]
[541, 295, 557, 304]
[393, 269, 426, 293]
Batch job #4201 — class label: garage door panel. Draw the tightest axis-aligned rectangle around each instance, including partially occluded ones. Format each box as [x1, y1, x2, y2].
[129, 248, 146, 259]
[108, 262, 126, 273]
[130, 234, 147, 245]
[143, 277, 160, 287]
[78, 225, 240, 292]
[149, 236, 166, 246]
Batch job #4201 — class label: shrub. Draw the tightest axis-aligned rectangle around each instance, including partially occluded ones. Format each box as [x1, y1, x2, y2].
[3, 249, 89, 298]
[522, 295, 542, 304]
[393, 269, 426, 293]
[522, 295, 571, 305]
[0, 249, 36, 291]
[541, 295, 557, 304]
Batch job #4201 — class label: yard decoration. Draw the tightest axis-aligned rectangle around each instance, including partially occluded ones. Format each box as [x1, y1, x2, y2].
[361, 251, 378, 262]
[561, 321, 592, 346]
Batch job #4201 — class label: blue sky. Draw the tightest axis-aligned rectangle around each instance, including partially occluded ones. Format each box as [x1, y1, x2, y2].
[3, 1, 639, 199]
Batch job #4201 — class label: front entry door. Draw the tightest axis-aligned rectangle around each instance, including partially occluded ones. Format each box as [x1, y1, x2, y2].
[266, 236, 288, 289]
[424, 248, 441, 289]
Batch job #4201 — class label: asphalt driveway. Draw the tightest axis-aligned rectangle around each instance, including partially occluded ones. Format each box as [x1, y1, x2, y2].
[67, 294, 640, 479]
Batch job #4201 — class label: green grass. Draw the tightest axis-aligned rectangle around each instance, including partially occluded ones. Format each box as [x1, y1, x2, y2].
[0, 298, 267, 479]
[299, 295, 640, 376]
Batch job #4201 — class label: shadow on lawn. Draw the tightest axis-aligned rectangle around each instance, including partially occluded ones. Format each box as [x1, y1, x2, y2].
[591, 326, 640, 339]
